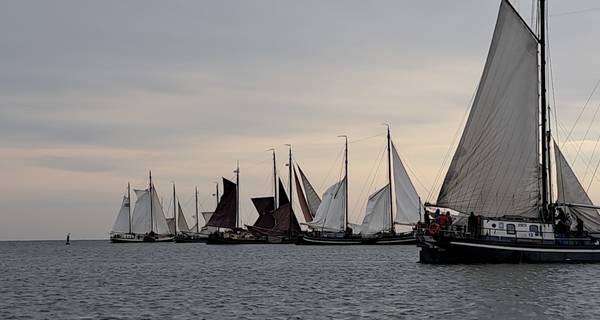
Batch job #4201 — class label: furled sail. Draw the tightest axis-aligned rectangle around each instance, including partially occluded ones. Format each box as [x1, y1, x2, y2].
[360, 184, 391, 235]
[436, 1, 540, 218]
[206, 178, 237, 229]
[111, 196, 131, 233]
[131, 187, 171, 235]
[177, 203, 190, 232]
[294, 167, 313, 223]
[298, 165, 321, 217]
[306, 178, 346, 232]
[392, 143, 423, 225]
[554, 143, 600, 232]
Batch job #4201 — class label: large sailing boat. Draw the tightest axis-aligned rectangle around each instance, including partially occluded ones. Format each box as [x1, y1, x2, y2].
[175, 187, 209, 243]
[418, 0, 600, 263]
[110, 171, 174, 243]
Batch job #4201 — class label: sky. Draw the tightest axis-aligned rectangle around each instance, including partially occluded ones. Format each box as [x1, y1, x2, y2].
[1, 0, 599, 240]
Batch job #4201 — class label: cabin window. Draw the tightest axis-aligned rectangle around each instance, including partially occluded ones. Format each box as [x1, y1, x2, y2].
[529, 225, 539, 236]
[506, 224, 516, 235]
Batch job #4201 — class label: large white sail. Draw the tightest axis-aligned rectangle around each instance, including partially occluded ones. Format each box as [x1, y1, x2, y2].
[555, 143, 600, 232]
[437, 1, 540, 218]
[131, 187, 171, 235]
[360, 184, 391, 235]
[111, 196, 131, 233]
[177, 203, 190, 232]
[306, 178, 346, 232]
[392, 143, 423, 225]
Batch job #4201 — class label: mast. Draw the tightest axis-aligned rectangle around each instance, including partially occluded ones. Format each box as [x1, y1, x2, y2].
[385, 125, 394, 233]
[287, 144, 293, 238]
[173, 183, 177, 235]
[149, 170, 154, 233]
[539, 0, 550, 222]
[214, 182, 220, 208]
[269, 148, 278, 209]
[235, 161, 240, 229]
[338, 135, 349, 231]
[195, 186, 199, 233]
[127, 182, 132, 234]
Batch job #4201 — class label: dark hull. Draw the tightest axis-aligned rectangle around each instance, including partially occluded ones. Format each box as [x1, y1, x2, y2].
[419, 238, 600, 264]
[361, 233, 417, 245]
[206, 233, 297, 245]
[174, 234, 208, 243]
[110, 234, 173, 243]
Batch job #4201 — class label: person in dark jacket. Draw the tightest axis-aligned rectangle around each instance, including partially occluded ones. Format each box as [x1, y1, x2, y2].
[468, 212, 477, 238]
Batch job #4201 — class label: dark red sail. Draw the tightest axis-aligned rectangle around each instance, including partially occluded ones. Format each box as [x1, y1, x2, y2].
[248, 180, 301, 237]
[206, 178, 237, 229]
[250, 196, 276, 231]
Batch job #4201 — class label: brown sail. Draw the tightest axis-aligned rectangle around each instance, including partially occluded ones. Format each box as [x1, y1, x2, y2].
[206, 178, 237, 229]
[248, 179, 301, 237]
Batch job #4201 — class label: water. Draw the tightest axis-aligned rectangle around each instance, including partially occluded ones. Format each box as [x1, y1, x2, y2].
[1, 241, 600, 319]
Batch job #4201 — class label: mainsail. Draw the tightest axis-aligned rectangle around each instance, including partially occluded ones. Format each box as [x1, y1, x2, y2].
[554, 143, 600, 232]
[298, 165, 321, 217]
[131, 187, 171, 235]
[112, 196, 131, 233]
[360, 185, 391, 235]
[206, 178, 237, 229]
[250, 196, 276, 230]
[437, 1, 540, 218]
[248, 179, 301, 236]
[393, 143, 423, 225]
[306, 178, 346, 232]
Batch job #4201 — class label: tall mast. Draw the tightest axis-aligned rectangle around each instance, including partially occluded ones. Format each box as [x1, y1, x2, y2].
[195, 186, 199, 233]
[127, 182, 132, 234]
[338, 135, 349, 231]
[149, 170, 154, 233]
[173, 183, 177, 235]
[214, 181, 220, 208]
[539, 0, 550, 222]
[385, 124, 394, 233]
[286, 144, 293, 238]
[235, 161, 240, 229]
[269, 148, 278, 209]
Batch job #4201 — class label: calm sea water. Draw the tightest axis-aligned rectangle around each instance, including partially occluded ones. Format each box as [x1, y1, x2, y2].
[1, 240, 599, 319]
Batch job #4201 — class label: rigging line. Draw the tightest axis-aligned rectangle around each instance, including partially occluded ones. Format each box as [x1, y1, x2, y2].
[587, 141, 600, 193]
[583, 132, 600, 189]
[427, 81, 478, 203]
[318, 146, 345, 191]
[571, 101, 600, 168]
[350, 141, 387, 220]
[561, 79, 600, 149]
[348, 133, 386, 144]
[550, 7, 600, 17]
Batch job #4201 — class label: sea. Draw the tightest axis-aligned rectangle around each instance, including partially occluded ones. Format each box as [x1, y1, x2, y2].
[1, 240, 599, 320]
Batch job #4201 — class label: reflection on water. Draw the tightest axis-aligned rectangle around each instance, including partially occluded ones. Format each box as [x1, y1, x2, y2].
[1, 240, 599, 319]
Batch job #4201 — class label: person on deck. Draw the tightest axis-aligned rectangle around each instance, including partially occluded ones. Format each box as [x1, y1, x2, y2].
[446, 212, 453, 226]
[468, 212, 477, 238]
[423, 211, 430, 225]
[577, 217, 584, 238]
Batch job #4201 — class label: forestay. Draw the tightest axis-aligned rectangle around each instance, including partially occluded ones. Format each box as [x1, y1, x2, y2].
[555, 143, 600, 232]
[112, 196, 131, 233]
[307, 178, 346, 232]
[437, 1, 540, 218]
[392, 143, 423, 225]
[360, 184, 391, 235]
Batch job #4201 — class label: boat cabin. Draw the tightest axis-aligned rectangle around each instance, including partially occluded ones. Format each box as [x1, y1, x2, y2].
[481, 219, 555, 241]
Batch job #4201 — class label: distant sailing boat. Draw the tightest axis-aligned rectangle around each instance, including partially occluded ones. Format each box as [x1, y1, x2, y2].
[418, 0, 600, 263]
[175, 186, 210, 243]
[110, 171, 174, 243]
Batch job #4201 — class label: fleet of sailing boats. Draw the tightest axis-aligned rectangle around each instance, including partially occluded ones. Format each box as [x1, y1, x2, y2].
[108, 0, 600, 263]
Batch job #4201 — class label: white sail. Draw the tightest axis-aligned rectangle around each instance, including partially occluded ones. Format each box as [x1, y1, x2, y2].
[306, 178, 346, 232]
[298, 166, 321, 217]
[437, 1, 540, 218]
[177, 203, 190, 232]
[555, 143, 600, 232]
[111, 196, 131, 233]
[392, 143, 423, 225]
[360, 184, 391, 235]
[166, 218, 176, 235]
[131, 187, 172, 235]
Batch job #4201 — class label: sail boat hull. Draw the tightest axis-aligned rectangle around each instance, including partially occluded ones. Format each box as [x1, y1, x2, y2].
[418, 236, 600, 264]
[110, 233, 173, 243]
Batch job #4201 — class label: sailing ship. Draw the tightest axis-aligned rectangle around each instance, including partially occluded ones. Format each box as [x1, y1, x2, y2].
[110, 172, 174, 243]
[298, 129, 423, 245]
[175, 187, 210, 243]
[418, 0, 600, 263]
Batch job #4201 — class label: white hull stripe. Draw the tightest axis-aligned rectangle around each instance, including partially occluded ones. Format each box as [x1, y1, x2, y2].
[450, 241, 600, 253]
[302, 237, 362, 244]
[375, 238, 415, 244]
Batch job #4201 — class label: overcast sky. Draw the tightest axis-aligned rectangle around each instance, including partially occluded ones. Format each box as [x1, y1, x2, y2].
[1, 0, 599, 240]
